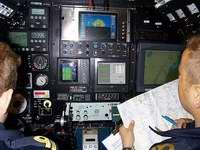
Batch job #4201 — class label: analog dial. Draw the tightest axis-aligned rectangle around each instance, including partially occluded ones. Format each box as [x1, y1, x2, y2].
[35, 74, 48, 87]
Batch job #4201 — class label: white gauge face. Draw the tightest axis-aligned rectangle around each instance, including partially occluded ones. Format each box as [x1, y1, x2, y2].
[36, 74, 48, 87]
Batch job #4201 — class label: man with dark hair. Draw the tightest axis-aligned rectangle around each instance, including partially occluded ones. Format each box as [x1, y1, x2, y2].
[0, 42, 57, 150]
[119, 34, 200, 150]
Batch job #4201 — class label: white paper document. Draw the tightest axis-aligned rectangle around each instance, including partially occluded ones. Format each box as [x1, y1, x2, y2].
[102, 133, 122, 150]
[103, 80, 193, 150]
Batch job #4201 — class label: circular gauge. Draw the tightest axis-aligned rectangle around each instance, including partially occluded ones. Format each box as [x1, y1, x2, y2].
[8, 93, 27, 115]
[33, 55, 48, 70]
[35, 74, 48, 87]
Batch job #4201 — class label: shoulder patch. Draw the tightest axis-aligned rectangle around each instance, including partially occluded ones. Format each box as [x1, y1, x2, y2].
[33, 136, 57, 150]
[151, 143, 175, 150]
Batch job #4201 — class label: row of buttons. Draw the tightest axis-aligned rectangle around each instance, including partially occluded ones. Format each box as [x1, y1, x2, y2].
[83, 144, 98, 149]
[63, 50, 127, 57]
[63, 43, 128, 50]
[63, 50, 89, 55]
[30, 40, 46, 43]
[14, 48, 47, 52]
[30, 16, 46, 20]
[30, 48, 47, 51]
[121, 20, 126, 40]
[75, 115, 88, 121]
[30, 24, 47, 28]
[13, 47, 47, 52]
[14, 48, 29, 51]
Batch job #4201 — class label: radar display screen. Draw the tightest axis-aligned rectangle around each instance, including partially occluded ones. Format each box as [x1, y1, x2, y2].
[8, 32, 28, 47]
[79, 12, 117, 41]
[144, 50, 181, 85]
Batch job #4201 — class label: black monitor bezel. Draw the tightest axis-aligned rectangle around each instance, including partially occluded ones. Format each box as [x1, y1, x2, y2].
[57, 58, 90, 85]
[136, 42, 184, 92]
[79, 11, 118, 42]
[59, 59, 78, 83]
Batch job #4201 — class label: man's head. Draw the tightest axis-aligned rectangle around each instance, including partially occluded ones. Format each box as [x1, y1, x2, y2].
[0, 42, 20, 122]
[178, 34, 200, 118]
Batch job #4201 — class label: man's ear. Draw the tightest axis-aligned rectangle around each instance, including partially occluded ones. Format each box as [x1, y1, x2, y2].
[0, 89, 13, 114]
[192, 85, 200, 108]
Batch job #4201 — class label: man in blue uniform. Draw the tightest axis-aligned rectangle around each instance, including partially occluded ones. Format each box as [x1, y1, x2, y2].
[0, 42, 57, 150]
[119, 34, 200, 150]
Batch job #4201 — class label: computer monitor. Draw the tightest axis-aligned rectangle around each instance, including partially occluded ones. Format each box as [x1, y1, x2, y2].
[79, 12, 117, 41]
[58, 59, 89, 85]
[97, 62, 126, 85]
[94, 58, 128, 93]
[136, 42, 184, 92]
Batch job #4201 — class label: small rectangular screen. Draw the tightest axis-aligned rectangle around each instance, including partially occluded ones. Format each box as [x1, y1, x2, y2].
[144, 50, 181, 85]
[79, 12, 117, 41]
[85, 139, 96, 142]
[31, 32, 45, 39]
[9, 32, 28, 47]
[31, 8, 45, 15]
[60, 61, 78, 82]
[98, 63, 126, 84]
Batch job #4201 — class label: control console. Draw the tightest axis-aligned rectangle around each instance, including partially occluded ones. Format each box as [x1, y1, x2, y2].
[65, 102, 119, 121]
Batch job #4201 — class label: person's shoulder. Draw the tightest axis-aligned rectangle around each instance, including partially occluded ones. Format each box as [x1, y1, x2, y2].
[0, 124, 57, 149]
[15, 136, 57, 150]
[1, 135, 57, 150]
[32, 136, 57, 150]
[0, 123, 23, 140]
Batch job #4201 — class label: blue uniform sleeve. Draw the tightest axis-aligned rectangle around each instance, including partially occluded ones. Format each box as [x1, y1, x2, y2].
[3, 136, 57, 150]
[0, 136, 58, 150]
[0, 124, 58, 150]
[0, 124, 24, 141]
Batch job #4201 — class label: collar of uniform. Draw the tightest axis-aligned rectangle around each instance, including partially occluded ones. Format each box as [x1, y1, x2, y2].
[150, 124, 200, 139]
[0, 123, 5, 130]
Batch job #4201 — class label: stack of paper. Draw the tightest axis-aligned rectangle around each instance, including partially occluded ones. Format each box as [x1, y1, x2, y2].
[103, 80, 193, 150]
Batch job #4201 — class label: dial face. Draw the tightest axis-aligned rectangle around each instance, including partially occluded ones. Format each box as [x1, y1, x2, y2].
[35, 74, 48, 87]
[33, 55, 48, 70]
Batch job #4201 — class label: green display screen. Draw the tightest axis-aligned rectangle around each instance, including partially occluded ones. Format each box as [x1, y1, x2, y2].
[98, 63, 110, 83]
[98, 63, 126, 84]
[144, 50, 181, 85]
[8, 32, 28, 47]
[62, 66, 72, 81]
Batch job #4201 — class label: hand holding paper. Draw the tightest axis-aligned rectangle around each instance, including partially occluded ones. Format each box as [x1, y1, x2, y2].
[119, 121, 135, 148]
[117, 80, 193, 150]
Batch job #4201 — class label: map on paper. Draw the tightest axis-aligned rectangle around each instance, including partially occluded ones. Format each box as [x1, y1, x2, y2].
[102, 80, 193, 150]
[117, 79, 193, 150]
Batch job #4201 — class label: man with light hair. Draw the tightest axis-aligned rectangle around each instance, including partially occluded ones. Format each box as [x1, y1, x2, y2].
[0, 42, 57, 150]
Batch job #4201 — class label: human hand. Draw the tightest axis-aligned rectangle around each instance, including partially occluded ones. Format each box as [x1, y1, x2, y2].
[119, 121, 135, 148]
[174, 118, 193, 128]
